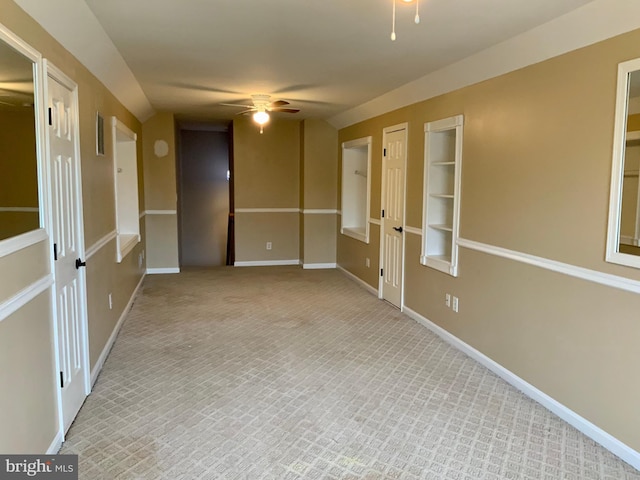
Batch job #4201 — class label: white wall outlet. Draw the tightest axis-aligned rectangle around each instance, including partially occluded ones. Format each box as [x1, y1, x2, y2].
[108, 293, 113, 310]
[452, 296, 459, 313]
[365, 257, 370, 268]
[445, 293, 451, 308]
[266, 242, 272, 250]
[138, 252, 143, 268]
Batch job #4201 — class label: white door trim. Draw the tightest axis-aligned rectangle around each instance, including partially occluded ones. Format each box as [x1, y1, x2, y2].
[44, 60, 90, 441]
[379, 123, 409, 308]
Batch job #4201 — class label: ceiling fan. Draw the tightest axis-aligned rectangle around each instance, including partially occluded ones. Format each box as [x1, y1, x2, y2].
[221, 94, 299, 133]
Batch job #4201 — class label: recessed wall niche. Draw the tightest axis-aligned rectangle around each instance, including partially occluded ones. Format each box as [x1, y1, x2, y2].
[341, 136, 372, 243]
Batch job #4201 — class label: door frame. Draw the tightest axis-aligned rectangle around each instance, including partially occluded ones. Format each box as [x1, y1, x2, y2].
[44, 60, 91, 440]
[378, 123, 409, 309]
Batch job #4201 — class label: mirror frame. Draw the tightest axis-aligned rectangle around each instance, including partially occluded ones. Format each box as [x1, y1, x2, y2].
[606, 57, 640, 269]
[0, 22, 47, 257]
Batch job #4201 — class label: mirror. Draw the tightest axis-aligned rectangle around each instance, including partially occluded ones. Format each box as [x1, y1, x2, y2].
[0, 37, 39, 242]
[607, 59, 640, 268]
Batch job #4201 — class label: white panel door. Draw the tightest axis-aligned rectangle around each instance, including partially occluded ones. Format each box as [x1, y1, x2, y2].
[47, 68, 88, 433]
[381, 127, 407, 307]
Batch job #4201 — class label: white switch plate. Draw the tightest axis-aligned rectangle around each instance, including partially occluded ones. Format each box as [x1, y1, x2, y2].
[445, 293, 451, 307]
[266, 242, 272, 250]
[452, 296, 459, 312]
[108, 293, 113, 310]
[365, 257, 370, 268]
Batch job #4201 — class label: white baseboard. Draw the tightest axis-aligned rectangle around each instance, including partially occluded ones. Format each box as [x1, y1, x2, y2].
[90, 273, 145, 387]
[303, 263, 337, 269]
[402, 306, 640, 471]
[337, 265, 378, 296]
[46, 430, 63, 454]
[234, 260, 300, 267]
[146, 267, 180, 274]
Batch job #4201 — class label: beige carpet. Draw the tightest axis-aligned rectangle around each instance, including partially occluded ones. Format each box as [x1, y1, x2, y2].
[61, 266, 640, 479]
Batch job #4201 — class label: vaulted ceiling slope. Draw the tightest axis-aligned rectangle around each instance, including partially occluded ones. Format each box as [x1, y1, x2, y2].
[13, 0, 640, 127]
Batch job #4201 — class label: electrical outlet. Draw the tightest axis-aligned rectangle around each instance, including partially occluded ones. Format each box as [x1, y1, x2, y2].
[108, 293, 113, 310]
[452, 296, 459, 313]
[365, 257, 370, 268]
[445, 293, 451, 308]
[138, 252, 143, 268]
[266, 242, 272, 250]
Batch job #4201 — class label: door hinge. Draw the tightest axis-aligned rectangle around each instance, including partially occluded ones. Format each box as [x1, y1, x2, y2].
[380, 268, 383, 277]
[48, 107, 53, 126]
[381, 209, 385, 218]
[53, 243, 57, 261]
[383, 148, 387, 157]
[59, 371, 64, 389]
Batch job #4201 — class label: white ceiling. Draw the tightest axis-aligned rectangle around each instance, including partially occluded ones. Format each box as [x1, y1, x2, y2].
[27, 0, 640, 127]
[73, 0, 595, 124]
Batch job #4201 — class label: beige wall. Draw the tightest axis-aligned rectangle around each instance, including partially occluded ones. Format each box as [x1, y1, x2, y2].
[0, 0, 145, 452]
[145, 214, 179, 270]
[301, 119, 338, 266]
[235, 212, 299, 263]
[85, 234, 144, 369]
[0, 241, 48, 301]
[336, 220, 380, 288]
[302, 119, 338, 209]
[234, 116, 300, 208]
[233, 116, 300, 262]
[0, 292, 57, 453]
[143, 113, 177, 210]
[338, 27, 640, 451]
[142, 112, 179, 269]
[303, 214, 336, 265]
[232, 117, 339, 265]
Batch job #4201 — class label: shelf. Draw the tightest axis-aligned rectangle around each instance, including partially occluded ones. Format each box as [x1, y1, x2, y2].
[420, 254, 455, 275]
[428, 224, 453, 232]
[341, 226, 368, 244]
[428, 254, 452, 263]
[430, 194, 454, 199]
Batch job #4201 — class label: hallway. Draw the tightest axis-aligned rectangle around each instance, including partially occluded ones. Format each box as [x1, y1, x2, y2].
[60, 267, 640, 479]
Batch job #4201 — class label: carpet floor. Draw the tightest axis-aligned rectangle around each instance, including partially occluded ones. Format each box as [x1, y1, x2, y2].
[60, 267, 640, 479]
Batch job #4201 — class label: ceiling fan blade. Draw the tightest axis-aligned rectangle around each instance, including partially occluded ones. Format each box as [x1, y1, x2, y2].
[271, 108, 300, 114]
[271, 100, 290, 107]
[236, 109, 255, 115]
[220, 102, 254, 108]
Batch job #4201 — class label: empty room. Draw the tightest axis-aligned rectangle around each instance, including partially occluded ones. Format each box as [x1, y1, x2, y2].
[1, 0, 640, 478]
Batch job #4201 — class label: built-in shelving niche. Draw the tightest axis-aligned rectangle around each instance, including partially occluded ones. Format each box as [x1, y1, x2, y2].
[421, 115, 463, 276]
[341, 136, 372, 243]
[112, 117, 140, 262]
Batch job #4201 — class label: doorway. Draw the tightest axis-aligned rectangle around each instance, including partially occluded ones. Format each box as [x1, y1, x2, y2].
[46, 61, 90, 434]
[379, 124, 408, 308]
[177, 125, 230, 267]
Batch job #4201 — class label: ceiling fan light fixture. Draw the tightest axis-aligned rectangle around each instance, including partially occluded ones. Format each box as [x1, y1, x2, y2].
[253, 110, 269, 125]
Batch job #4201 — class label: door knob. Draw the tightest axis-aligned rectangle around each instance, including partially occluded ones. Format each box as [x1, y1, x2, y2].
[75, 258, 86, 269]
[393, 226, 403, 233]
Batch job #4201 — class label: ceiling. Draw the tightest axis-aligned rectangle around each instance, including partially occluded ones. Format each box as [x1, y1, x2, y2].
[13, 0, 613, 125]
[75, 0, 595, 124]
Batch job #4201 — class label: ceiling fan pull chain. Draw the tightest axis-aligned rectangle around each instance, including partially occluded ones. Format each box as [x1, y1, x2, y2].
[391, 0, 397, 41]
[415, 0, 420, 24]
